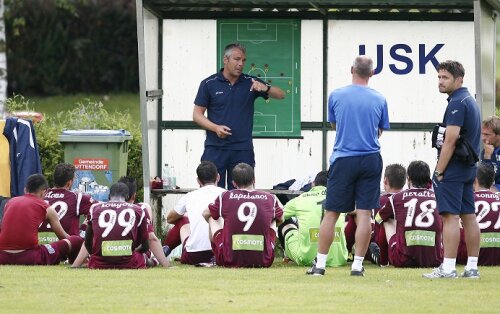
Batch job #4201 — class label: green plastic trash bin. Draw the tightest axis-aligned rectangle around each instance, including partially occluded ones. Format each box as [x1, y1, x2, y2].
[58, 129, 132, 201]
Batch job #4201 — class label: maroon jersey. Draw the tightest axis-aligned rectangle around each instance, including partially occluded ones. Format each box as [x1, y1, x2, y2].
[39, 188, 97, 243]
[373, 193, 393, 243]
[209, 189, 283, 267]
[376, 188, 443, 267]
[0, 195, 48, 250]
[87, 201, 149, 269]
[473, 190, 500, 266]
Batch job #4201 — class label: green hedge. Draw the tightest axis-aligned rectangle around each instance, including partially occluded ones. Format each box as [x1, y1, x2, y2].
[5, 0, 138, 95]
[6, 95, 144, 201]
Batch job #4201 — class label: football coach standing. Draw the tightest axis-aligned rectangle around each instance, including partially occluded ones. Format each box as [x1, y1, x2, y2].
[307, 55, 390, 277]
[193, 42, 285, 190]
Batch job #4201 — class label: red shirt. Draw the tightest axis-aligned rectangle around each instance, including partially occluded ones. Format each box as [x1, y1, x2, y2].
[40, 188, 97, 235]
[209, 189, 283, 267]
[0, 194, 49, 249]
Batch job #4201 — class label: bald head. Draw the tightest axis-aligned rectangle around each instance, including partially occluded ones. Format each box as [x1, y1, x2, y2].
[352, 56, 374, 78]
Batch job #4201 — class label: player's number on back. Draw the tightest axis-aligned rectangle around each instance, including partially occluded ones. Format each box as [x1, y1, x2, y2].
[475, 201, 500, 230]
[98, 209, 136, 237]
[404, 198, 436, 228]
[237, 202, 257, 232]
[46, 200, 69, 228]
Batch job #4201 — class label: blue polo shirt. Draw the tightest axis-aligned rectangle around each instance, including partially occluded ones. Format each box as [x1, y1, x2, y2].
[481, 147, 500, 190]
[441, 87, 481, 181]
[327, 84, 390, 165]
[194, 70, 268, 150]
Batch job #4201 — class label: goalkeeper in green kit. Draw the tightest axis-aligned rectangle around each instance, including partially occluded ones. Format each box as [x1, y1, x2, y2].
[278, 171, 348, 267]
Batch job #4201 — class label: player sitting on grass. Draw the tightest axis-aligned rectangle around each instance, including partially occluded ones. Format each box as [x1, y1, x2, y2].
[39, 163, 98, 246]
[344, 164, 406, 266]
[457, 162, 500, 266]
[164, 161, 225, 265]
[71, 180, 169, 268]
[0, 174, 83, 265]
[77, 182, 161, 269]
[202, 163, 284, 267]
[375, 160, 443, 267]
[277, 170, 348, 267]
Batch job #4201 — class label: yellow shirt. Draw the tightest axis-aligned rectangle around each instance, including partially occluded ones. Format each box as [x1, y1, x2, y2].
[0, 120, 10, 197]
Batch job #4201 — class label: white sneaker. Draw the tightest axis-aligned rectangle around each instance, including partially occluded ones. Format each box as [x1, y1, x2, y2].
[423, 265, 458, 279]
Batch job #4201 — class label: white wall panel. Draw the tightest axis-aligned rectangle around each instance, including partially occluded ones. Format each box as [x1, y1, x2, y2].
[300, 20, 323, 122]
[161, 129, 206, 188]
[328, 20, 475, 123]
[254, 131, 324, 188]
[163, 20, 217, 121]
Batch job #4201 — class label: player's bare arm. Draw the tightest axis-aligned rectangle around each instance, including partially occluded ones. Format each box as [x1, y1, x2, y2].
[202, 208, 211, 222]
[71, 245, 89, 268]
[166, 209, 183, 224]
[46, 205, 70, 240]
[147, 232, 170, 268]
[193, 105, 232, 138]
[435, 125, 460, 179]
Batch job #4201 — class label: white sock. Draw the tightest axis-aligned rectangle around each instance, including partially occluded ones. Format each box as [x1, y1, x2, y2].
[442, 258, 456, 273]
[316, 253, 327, 269]
[465, 256, 478, 271]
[352, 255, 364, 271]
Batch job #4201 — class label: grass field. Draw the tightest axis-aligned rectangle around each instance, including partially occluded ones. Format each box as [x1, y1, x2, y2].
[28, 93, 140, 121]
[0, 261, 499, 313]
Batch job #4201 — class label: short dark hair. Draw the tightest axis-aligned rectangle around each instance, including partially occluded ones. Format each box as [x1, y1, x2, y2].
[109, 182, 129, 200]
[476, 162, 495, 188]
[26, 174, 48, 193]
[197, 161, 218, 185]
[53, 163, 75, 188]
[231, 163, 254, 187]
[313, 171, 328, 187]
[384, 164, 406, 189]
[117, 176, 137, 201]
[224, 42, 246, 58]
[407, 160, 431, 188]
[437, 60, 465, 79]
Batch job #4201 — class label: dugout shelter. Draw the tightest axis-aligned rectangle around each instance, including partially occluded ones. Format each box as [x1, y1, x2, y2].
[136, 0, 499, 204]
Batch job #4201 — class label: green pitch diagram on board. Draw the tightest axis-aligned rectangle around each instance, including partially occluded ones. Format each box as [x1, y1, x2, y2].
[218, 19, 301, 138]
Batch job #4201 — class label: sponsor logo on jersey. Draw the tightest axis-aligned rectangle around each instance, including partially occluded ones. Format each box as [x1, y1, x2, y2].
[405, 230, 435, 247]
[38, 232, 58, 245]
[101, 240, 133, 256]
[232, 234, 264, 251]
[480, 233, 500, 248]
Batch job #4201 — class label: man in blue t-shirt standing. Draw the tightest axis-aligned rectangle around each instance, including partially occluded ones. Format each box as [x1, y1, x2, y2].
[307, 55, 390, 277]
[193, 43, 285, 189]
[423, 60, 481, 279]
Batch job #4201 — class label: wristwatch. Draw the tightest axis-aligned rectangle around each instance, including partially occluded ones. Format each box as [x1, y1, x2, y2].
[434, 170, 444, 177]
[265, 84, 271, 93]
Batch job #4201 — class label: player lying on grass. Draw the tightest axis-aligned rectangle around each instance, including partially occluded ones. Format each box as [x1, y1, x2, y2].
[375, 160, 443, 267]
[164, 161, 225, 265]
[0, 174, 83, 265]
[72, 182, 168, 269]
[202, 162, 284, 267]
[278, 170, 348, 267]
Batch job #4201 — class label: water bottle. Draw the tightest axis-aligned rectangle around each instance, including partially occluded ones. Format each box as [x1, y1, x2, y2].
[170, 165, 176, 189]
[162, 163, 171, 189]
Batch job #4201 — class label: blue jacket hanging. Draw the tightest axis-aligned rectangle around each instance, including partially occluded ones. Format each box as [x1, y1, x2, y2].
[3, 117, 42, 196]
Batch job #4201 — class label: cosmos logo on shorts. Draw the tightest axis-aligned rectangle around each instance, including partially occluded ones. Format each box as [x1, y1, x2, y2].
[44, 244, 56, 254]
